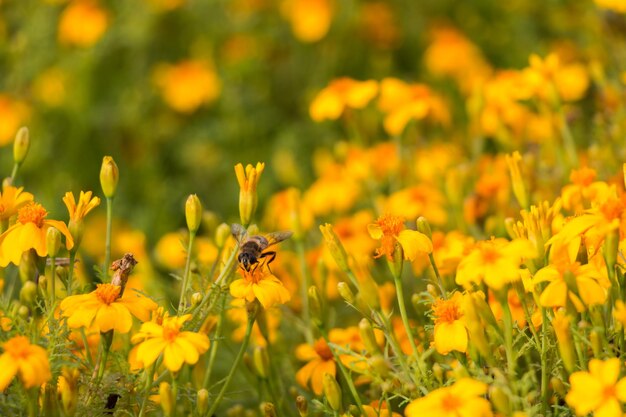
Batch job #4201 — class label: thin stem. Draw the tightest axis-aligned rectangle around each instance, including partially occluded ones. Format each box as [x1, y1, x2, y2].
[540, 307, 549, 417]
[178, 231, 196, 314]
[295, 239, 313, 344]
[138, 364, 155, 417]
[49, 257, 56, 306]
[10, 163, 19, 182]
[202, 294, 227, 389]
[428, 253, 446, 299]
[501, 298, 516, 377]
[392, 274, 425, 380]
[104, 197, 113, 279]
[96, 330, 114, 383]
[67, 251, 76, 296]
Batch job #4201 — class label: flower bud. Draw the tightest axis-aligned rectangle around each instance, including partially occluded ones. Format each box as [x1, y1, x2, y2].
[416, 217, 432, 240]
[19, 250, 37, 283]
[308, 286, 323, 327]
[185, 194, 202, 234]
[159, 382, 173, 417]
[358, 318, 380, 354]
[506, 151, 528, 209]
[197, 389, 209, 415]
[215, 223, 231, 248]
[295, 396, 308, 417]
[368, 354, 390, 378]
[13, 127, 30, 165]
[489, 386, 511, 415]
[227, 405, 245, 417]
[18, 304, 29, 318]
[552, 310, 575, 373]
[235, 162, 264, 226]
[100, 156, 119, 198]
[322, 373, 342, 412]
[191, 292, 202, 306]
[253, 346, 270, 379]
[46, 227, 62, 258]
[590, 330, 602, 358]
[337, 282, 355, 304]
[19, 281, 37, 306]
[432, 363, 443, 384]
[319, 223, 350, 273]
[263, 403, 277, 417]
[356, 274, 380, 310]
[550, 377, 567, 397]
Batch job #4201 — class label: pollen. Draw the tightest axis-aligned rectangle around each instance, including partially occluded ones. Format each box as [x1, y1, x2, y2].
[440, 392, 461, 412]
[2, 336, 30, 359]
[313, 338, 334, 361]
[432, 297, 463, 324]
[162, 321, 182, 342]
[243, 268, 265, 284]
[373, 213, 405, 259]
[94, 283, 121, 305]
[17, 202, 48, 227]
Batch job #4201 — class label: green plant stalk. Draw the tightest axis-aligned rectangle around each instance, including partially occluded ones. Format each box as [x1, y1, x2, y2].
[392, 274, 425, 381]
[202, 294, 227, 389]
[205, 308, 257, 417]
[66, 251, 76, 296]
[103, 196, 113, 279]
[138, 364, 155, 417]
[178, 231, 196, 314]
[10, 162, 19, 183]
[540, 307, 549, 417]
[295, 239, 313, 344]
[501, 299, 516, 378]
[96, 330, 114, 383]
[49, 256, 56, 306]
[428, 253, 446, 299]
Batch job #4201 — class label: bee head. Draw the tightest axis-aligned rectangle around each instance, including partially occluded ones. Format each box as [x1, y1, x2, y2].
[238, 252, 256, 271]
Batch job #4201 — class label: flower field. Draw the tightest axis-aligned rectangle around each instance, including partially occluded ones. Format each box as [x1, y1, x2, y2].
[1, 0, 626, 416]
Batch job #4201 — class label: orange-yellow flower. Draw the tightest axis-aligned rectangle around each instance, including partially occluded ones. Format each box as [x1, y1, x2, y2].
[0, 96, 29, 146]
[60, 283, 158, 333]
[63, 191, 100, 223]
[0, 185, 33, 222]
[0, 202, 74, 266]
[595, 0, 626, 12]
[310, 77, 378, 122]
[367, 214, 432, 261]
[456, 238, 536, 290]
[296, 338, 336, 395]
[566, 358, 626, 417]
[431, 292, 467, 355]
[281, 0, 334, 43]
[58, 0, 109, 47]
[131, 314, 210, 372]
[0, 336, 51, 391]
[404, 378, 493, 417]
[523, 53, 589, 103]
[154, 59, 221, 113]
[561, 167, 611, 213]
[230, 267, 291, 309]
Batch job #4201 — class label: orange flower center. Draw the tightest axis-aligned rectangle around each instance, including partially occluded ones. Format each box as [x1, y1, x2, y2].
[480, 246, 501, 264]
[17, 202, 47, 227]
[243, 268, 265, 284]
[603, 385, 616, 401]
[600, 197, 624, 221]
[440, 392, 461, 412]
[374, 213, 405, 259]
[3, 336, 31, 359]
[313, 339, 334, 361]
[94, 283, 121, 305]
[433, 298, 463, 324]
[570, 167, 596, 187]
[162, 321, 181, 342]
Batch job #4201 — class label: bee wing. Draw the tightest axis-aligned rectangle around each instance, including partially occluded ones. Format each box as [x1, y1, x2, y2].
[265, 230, 293, 247]
[231, 223, 249, 246]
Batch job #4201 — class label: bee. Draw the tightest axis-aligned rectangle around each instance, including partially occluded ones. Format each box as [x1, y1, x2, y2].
[231, 223, 293, 272]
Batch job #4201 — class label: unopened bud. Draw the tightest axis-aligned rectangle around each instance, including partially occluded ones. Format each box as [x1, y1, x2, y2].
[191, 292, 202, 306]
[235, 162, 264, 226]
[185, 194, 202, 234]
[13, 127, 30, 165]
[489, 386, 510, 415]
[308, 286, 323, 326]
[228, 405, 245, 417]
[368, 354, 390, 378]
[590, 330, 602, 358]
[19, 250, 37, 283]
[253, 346, 270, 379]
[319, 224, 350, 273]
[416, 217, 432, 240]
[19, 281, 37, 306]
[215, 223, 231, 248]
[506, 151, 528, 209]
[46, 227, 62, 258]
[550, 377, 567, 397]
[337, 282, 355, 304]
[100, 156, 119, 198]
[295, 396, 308, 417]
[322, 373, 342, 411]
[263, 403, 277, 417]
[552, 310, 575, 373]
[359, 318, 380, 354]
[197, 389, 209, 415]
[159, 382, 173, 416]
[18, 305, 29, 318]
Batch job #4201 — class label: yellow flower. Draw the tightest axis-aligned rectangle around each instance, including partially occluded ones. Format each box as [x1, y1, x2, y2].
[32, 67, 67, 108]
[384, 185, 448, 226]
[0, 95, 29, 146]
[404, 378, 493, 417]
[566, 358, 626, 417]
[0, 202, 74, 266]
[235, 162, 264, 225]
[153, 59, 221, 113]
[296, 338, 336, 395]
[561, 167, 611, 213]
[456, 238, 536, 290]
[595, 0, 626, 12]
[60, 283, 157, 333]
[367, 214, 432, 261]
[0, 336, 51, 391]
[63, 191, 100, 223]
[58, 0, 109, 47]
[431, 292, 467, 355]
[309, 77, 379, 122]
[523, 53, 589, 103]
[229, 267, 291, 309]
[0, 185, 33, 221]
[281, 0, 333, 43]
[131, 314, 210, 372]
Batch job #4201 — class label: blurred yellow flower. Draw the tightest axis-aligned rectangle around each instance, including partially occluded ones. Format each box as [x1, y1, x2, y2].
[431, 292, 467, 355]
[310, 77, 378, 122]
[281, 0, 333, 43]
[154, 60, 221, 113]
[131, 314, 210, 372]
[384, 185, 447, 226]
[368, 213, 432, 261]
[0, 185, 33, 222]
[404, 378, 493, 417]
[561, 167, 611, 213]
[230, 267, 291, 309]
[296, 338, 336, 395]
[358, 2, 400, 50]
[566, 358, 626, 417]
[595, 0, 626, 12]
[154, 232, 187, 270]
[228, 298, 281, 346]
[523, 53, 589, 103]
[0, 336, 51, 391]
[304, 165, 361, 215]
[0, 202, 74, 266]
[60, 283, 157, 333]
[58, 0, 109, 47]
[0, 95, 29, 146]
[32, 67, 67, 107]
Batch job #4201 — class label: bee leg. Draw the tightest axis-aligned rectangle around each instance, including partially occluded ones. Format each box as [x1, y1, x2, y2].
[259, 251, 277, 273]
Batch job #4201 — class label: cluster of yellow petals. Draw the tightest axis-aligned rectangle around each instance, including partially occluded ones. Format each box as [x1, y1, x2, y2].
[523, 53, 589, 103]
[367, 214, 432, 261]
[229, 266, 291, 309]
[431, 292, 467, 355]
[295, 338, 336, 395]
[0, 185, 33, 221]
[58, 0, 109, 47]
[281, 0, 334, 43]
[63, 191, 101, 223]
[309, 77, 379, 122]
[404, 378, 493, 417]
[0, 336, 51, 391]
[566, 358, 626, 417]
[595, 0, 626, 12]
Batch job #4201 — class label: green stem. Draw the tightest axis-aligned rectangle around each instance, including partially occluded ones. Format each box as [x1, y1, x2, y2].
[96, 330, 114, 383]
[540, 308, 549, 417]
[178, 231, 196, 314]
[205, 307, 257, 417]
[104, 197, 113, 279]
[428, 253, 446, 299]
[138, 364, 155, 417]
[392, 274, 425, 380]
[295, 239, 313, 344]
[202, 294, 227, 389]
[49, 257, 56, 306]
[501, 298, 516, 377]
[67, 251, 76, 296]
[10, 163, 19, 183]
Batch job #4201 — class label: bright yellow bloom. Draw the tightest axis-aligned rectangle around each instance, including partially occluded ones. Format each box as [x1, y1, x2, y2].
[230, 267, 291, 309]
[384, 185, 447, 226]
[523, 53, 589, 103]
[595, 0, 626, 12]
[131, 314, 210, 372]
[566, 358, 626, 417]
[0, 336, 51, 391]
[561, 167, 611, 213]
[60, 283, 158, 333]
[0, 202, 74, 266]
[63, 191, 100, 223]
[0, 96, 30, 146]
[153, 59, 221, 113]
[296, 338, 336, 395]
[456, 238, 536, 290]
[431, 292, 467, 355]
[368, 214, 432, 261]
[32, 67, 67, 108]
[58, 0, 109, 47]
[235, 162, 264, 224]
[281, 0, 333, 43]
[404, 378, 493, 417]
[0, 185, 33, 221]
[310, 77, 378, 122]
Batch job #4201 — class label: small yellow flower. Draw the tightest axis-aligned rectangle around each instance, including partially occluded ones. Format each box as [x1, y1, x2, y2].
[0, 336, 51, 391]
[404, 378, 493, 417]
[281, 0, 334, 43]
[58, 0, 109, 47]
[131, 314, 210, 372]
[63, 191, 100, 223]
[235, 162, 264, 225]
[431, 292, 467, 355]
[367, 214, 432, 261]
[0, 202, 74, 266]
[0, 185, 33, 222]
[595, 0, 626, 12]
[296, 338, 336, 395]
[60, 283, 157, 333]
[0, 96, 30, 146]
[230, 267, 291, 309]
[309, 77, 379, 122]
[566, 358, 626, 417]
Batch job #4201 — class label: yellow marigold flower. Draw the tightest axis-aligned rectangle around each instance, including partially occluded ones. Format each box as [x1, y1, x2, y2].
[523, 53, 589, 103]
[281, 0, 333, 43]
[384, 185, 447, 226]
[362, 401, 401, 417]
[0, 185, 33, 221]
[60, 283, 157, 333]
[296, 338, 336, 395]
[229, 267, 291, 309]
[309, 77, 378, 122]
[596, 0, 626, 12]
[33, 67, 67, 108]
[566, 358, 626, 417]
[58, 0, 109, 47]
[0, 336, 51, 391]
[0, 95, 30, 146]
[154, 59, 221, 113]
[404, 378, 493, 417]
[63, 191, 100, 223]
[431, 292, 467, 355]
[131, 314, 210, 372]
[367, 214, 432, 261]
[456, 238, 536, 290]
[561, 167, 611, 213]
[235, 162, 264, 225]
[0, 202, 74, 267]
